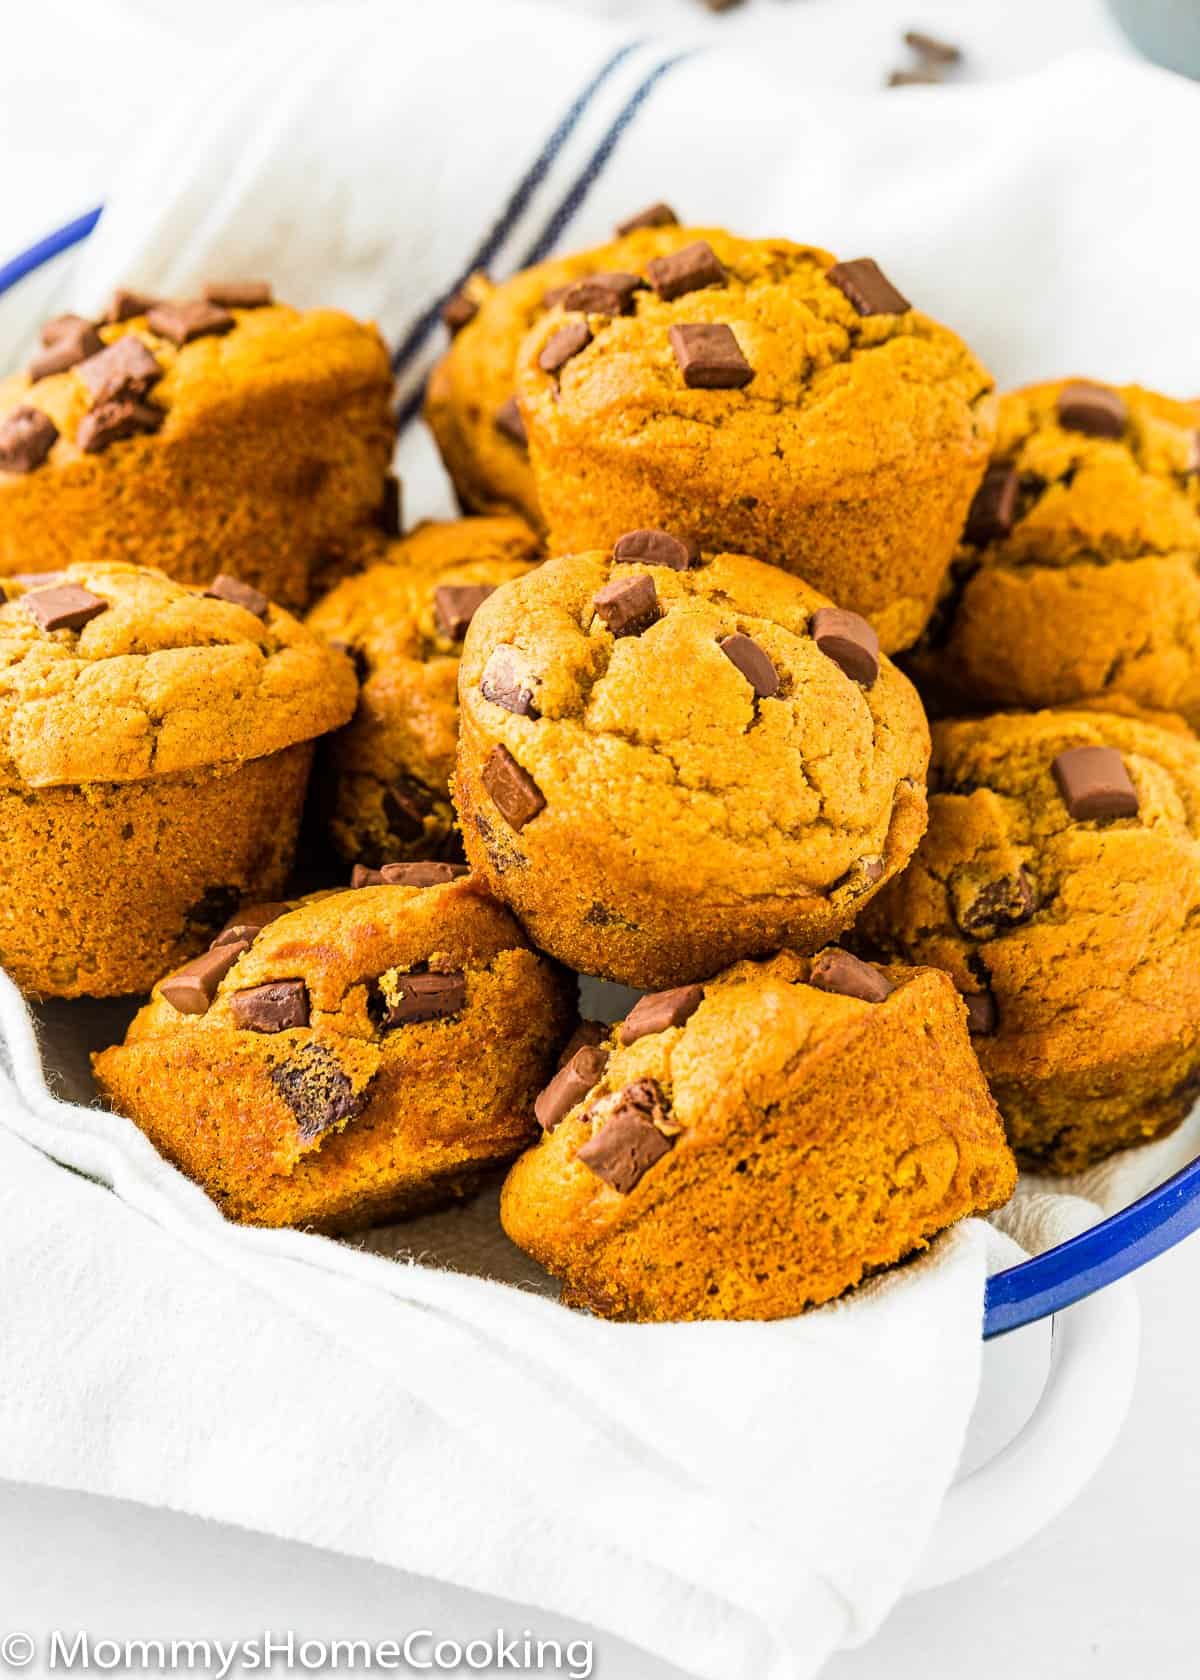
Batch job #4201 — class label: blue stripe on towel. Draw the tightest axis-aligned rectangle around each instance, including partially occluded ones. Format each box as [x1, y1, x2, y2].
[389, 39, 643, 378]
[393, 47, 694, 434]
[516, 50, 695, 267]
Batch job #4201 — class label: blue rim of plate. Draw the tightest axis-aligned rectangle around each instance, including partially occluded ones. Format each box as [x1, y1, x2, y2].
[6, 207, 1200, 1339]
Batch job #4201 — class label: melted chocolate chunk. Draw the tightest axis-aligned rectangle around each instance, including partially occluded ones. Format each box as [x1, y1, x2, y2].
[269, 1042, 370, 1140]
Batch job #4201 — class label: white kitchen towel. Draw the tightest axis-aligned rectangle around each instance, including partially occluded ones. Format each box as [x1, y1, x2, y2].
[1, 6, 1196, 1675]
[0, 973, 1025, 1680]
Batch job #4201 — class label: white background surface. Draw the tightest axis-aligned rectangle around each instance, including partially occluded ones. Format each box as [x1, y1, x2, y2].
[2, 0, 1198, 1675]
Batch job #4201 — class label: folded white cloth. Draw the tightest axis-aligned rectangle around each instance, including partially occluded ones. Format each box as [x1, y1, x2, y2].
[1, 7, 1197, 1674]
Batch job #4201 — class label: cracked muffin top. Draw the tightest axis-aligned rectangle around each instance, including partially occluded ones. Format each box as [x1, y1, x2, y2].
[855, 706, 1200, 1161]
[957, 379, 1200, 568]
[909, 380, 1200, 717]
[513, 228, 994, 504]
[0, 561, 356, 788]
[0, 298, 390, 476]
[457, 545, 929, 900]
[93, 870, 573, 1229]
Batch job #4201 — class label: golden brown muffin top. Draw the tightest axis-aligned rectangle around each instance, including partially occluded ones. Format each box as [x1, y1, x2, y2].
[857, 706, 1200, 1072]
[515, 949, 1004, 1200]
[108, 872, 563, 1166]
[306, 516, 540, 664]
[0, 297, 391, 477]
[512, 228, 994, 500]
[457, 546, 930, 897]
[960, 379, 1200, 569]
[0, 560, 356, 788]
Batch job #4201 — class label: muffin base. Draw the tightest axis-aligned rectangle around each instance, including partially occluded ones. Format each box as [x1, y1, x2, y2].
[456, 729, 928, 990]
[530, 441, 990, 655]
[0, 744, 313, 997]
[0, 367, 393, 610]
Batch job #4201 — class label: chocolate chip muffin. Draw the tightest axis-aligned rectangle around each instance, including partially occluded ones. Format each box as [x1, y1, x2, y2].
[306, 516, 540, 865]
[501, 949, 1015, 1321]
[453, 540, 930, 988]
[0, 283, 395, 608]
[856, 706, 1200, 1172]
[506, 226, 994, 652]
[0, 561, 355, 997]
[93, 870, 573, 1231]
[909, 380, 1200, 719]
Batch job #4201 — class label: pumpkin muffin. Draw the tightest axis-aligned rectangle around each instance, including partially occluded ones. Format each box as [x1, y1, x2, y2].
[909, 380, 1200, 720]
[0, 284, 395, 608]
[93, 871, 573, 1232]
[496, 226, 993, 652]
[501, 949, 1015, 1321]
[306, 516, 540, 865]
[0, 561, 355, 997]
[856, 706, 1200, 1172]
[454, 540, 930, 988]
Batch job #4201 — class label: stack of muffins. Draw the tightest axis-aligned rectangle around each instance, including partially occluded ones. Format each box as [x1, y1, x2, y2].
[5, 214, 1198, 1322]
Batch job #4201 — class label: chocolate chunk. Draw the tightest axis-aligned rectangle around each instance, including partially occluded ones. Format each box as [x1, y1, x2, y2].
[887, 68, 943, 86]
[964, 462, 1019, 546]
[380, 472, 403, 537]
[480, 645, 539, 716]
[593, 574, 659, 637]
[377, 970, 467, 1026]
[230, 979, 310, 1033]
[645, 240, 727, 301]
[269, 1042, 368, 1140]
[40, 313, 94, 346]
[76, 399, 163, 454]
[435, 583, 495, 640]
[204, 573, 270, 618]
[0, 407, 58, 474]
[826, 258, 911, 317]
[963, 990, 997, 1036]
[1056, 382, 1127, 439]
[76, 336, 163, 406]
[28, 317, 103, 381]
[441, 288, 479, 334]
[615, 201, 679, 236]
[494, 397, 527, 448]
[809, 948, 893, 1003]
[159, 941, 250, 1015]
[102, 289, 159, 325]
[535, 1044, 610, 1132]
[562, 272, 643, 315]
[954, 868, 1035, 935]
[202, 280, 272, 308]
[577, 1078, 674, 1193]
[810, 606, 880, 686]
[620, 984, 704, 1044]
[904, 28, 962, 62]
[383, 777, 432, 842]
[352, 861, 468, 888]
[146, 299, 235, 345]
[1051, 745, 1139, 821]
[482, 744, 545, 830]
[539, 320, 592, 373]
[719, 633, 779, 698]
[612, 528, 698, 569]
[22, 583, 108, 633]
[668, 322, 753, 389]
[557, 1019, 608, 1068]
[211, 901, 290, 947]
